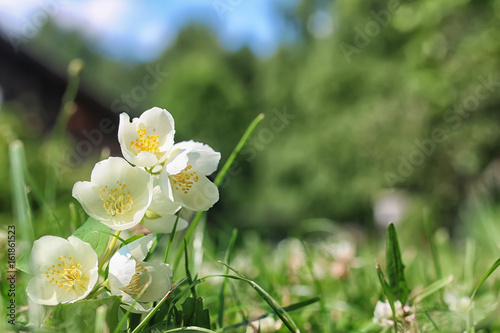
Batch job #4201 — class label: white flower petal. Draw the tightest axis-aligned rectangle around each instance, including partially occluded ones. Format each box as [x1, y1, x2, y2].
[109, 251, 137, 292]
[118, 108, 175, 167]
[29, 236, 71, 275]
[26, 277, 59, 305]
[164, 148, 189, 175]
[118, 113, 141, 166]
[127, 234, 154, 261]
[27, 236, 99, 305]
[173, 140, 221, 176]
[72, 157, 153, 231]
[138, 107, 175, 149]
[149, 186, 181, 216]
[72, 182, 110, 223]
[67, 236, 99, 281]
[171, 173, 219, 211]
[144, 214, 188, 234]
[137, 262, 172, 302]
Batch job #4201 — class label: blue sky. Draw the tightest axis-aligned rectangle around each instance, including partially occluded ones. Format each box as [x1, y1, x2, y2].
[0, 0, 303, 62]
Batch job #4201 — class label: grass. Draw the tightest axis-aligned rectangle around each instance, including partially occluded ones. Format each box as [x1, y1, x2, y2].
[1, 68, 500, 332]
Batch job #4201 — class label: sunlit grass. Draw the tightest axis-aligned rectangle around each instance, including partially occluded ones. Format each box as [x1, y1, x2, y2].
[1, 70, 500, 332]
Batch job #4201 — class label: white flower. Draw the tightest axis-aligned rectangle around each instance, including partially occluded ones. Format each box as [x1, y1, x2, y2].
[444, 291, 472, 313]
[118, 107, 175, 168]
[108, 234, 172, 312]
[72, 157, 153, 231]
[143, 185, 189, 234]
[373, 299, 409, 327]
[246, 316, 282, 333]
[26, 236, 98, 305]
[160, 140, 220, 211]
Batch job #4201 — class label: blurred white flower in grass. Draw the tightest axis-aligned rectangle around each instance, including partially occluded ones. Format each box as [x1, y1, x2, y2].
[444, 291, 471, 314]
[246, 316, 282, 333]
[160, 140, 220, 211]
[118, 107, 175, 168]
[108, 234, 172, 312]
[143, 185, 188, 233]
[313, 238, 361, 280]
[373, 299, 413, 327]
[374, 190, 408, 228]
[72, 157, 153, 231]
[442, 289, 497, 330]
[26, 236, 98, 305]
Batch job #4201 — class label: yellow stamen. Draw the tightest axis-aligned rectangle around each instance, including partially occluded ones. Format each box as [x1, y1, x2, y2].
[169, 165, 199, 194]
[46, 255, 85, 292]
[130, 128, 160, 153]
[99, 181, 134, 216]
[120, 262, 148, 297]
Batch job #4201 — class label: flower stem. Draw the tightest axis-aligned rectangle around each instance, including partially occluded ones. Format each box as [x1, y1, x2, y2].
[99, 230, 121, 272]
[163, 211, 181, 264]
[173, 113, 265, 269]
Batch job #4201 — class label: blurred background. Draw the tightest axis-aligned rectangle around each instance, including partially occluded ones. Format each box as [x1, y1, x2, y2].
[1, 0, 500, 239]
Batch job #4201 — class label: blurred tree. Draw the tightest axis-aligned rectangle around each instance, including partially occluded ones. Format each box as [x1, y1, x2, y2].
[5, 0, 500, 235]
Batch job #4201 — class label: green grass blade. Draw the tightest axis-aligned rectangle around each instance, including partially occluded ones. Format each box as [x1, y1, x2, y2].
[301, 240, 330, 333]
[423, 208, 442, 280]
[410, 275, 454, 303]
[184, 239, 197, 299]
[376, 264, 398, 332]
[217, 263, 300, 333]
[9, 140, 34, 245]
[464, 238, 476, 288]
[162, 327, 217, 333]
[470, 257, 500, 301]
[173, 113, 265, 269]
[45, 59, 84, 209]
[213, 113, 265, 187]
[218, 229, 238, 328]
[222, 297, 320, 331]
[164, 211, 182, 264]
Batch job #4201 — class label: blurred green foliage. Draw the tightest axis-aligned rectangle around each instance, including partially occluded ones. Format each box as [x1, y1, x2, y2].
[3, 0, 500, 234]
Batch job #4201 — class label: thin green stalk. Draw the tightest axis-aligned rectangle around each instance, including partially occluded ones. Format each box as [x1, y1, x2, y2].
[164, 211, 182, 264]
[184, 239, 197, 299]
[45, 59, 84, 210]
[218, 229, 238, 328]
[173, 113, 265, 268]
[213, 113, 265, 187]
[423, 208, 441, 280]
[217, 263, 300, 333]
[114, 280, 153, 333]
[9, 140, 34, 245]
[222, 297, 320, 331]
[302, 240, 330, 333]
[99, 230, 122, 272]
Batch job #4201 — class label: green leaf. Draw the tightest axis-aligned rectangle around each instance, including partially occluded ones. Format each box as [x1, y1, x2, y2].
[72, 217, 110, 257]
[124, 234, 144, 245]
[48, 296, 122, 333]
[181, 297, 210, 329]
[386, 223, 410, 304]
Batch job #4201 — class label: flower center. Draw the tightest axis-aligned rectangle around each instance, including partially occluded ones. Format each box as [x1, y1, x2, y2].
[130, 128, 160, 153]
[99, 181, 134, 216]
[121, 262, 148, 297]
[169, 165, 199, 194]
[46, 255, 84, 292]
